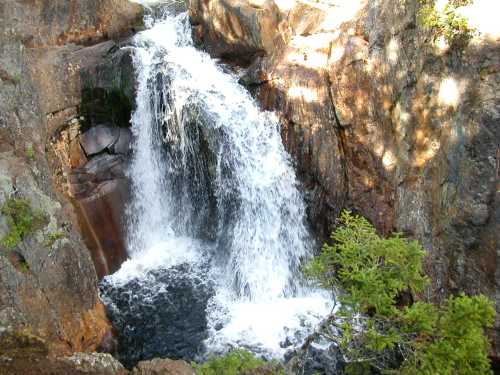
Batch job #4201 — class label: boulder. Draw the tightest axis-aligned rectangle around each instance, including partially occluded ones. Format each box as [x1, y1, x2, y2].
[62, 353, 128, 374]
[189, 0, 283, 64]
[133, 358, 196, 375]
[0, 153, 113, 356]
[286, 341, 345, 375]
[80, 125, 120, 156]
[113, 127, 133, 155]
[100, 263, 214, 368]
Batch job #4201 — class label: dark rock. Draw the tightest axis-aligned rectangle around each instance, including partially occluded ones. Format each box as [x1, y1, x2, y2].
[48, 40, 137, 281]
[82, 154, 127, 182]
[285, 341, 345, 375]
[65, 151, 129, 280]
[100, 263, 214, 368]
[46, 39, 138, 282]
[79, 45, 137, 130]
[113, 127, 133, 155]
[80, 124, 120, 156]
[55, 128, 131, 281]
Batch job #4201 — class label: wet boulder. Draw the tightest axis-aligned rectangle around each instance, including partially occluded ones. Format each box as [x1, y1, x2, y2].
[80, 124, 120, 156]
[61, 353, 127, 375]
[100, 263, 214, 369]
[285, 339, 346, 375]
[112, 127, 133, 155]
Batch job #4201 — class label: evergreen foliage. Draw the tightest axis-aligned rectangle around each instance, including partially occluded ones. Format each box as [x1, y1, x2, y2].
[306, 210, 495, 375]
[417, 0, 476, 48]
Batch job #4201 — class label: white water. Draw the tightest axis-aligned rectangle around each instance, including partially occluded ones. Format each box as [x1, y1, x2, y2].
[105, 5, 331, 359]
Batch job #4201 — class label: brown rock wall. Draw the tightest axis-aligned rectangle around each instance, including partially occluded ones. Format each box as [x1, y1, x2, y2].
[188, 0, 500, 354]
[0, 0, 143, 358]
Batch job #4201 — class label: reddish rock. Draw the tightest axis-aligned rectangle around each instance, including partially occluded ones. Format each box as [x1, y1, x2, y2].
[188, 0, 500, 355]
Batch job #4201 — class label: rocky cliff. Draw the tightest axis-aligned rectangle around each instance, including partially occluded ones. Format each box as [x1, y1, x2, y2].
[0, 0, 142, 363]
[188, 0, 500, 355]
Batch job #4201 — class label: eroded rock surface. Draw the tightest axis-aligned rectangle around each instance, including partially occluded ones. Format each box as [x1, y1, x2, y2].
[188, 0, 500, 354]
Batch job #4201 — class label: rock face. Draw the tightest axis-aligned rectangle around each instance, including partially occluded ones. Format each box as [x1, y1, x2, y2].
[44, 37, 138, 279]
[188, 0, 500, 354]
[0, 0, 142, 359]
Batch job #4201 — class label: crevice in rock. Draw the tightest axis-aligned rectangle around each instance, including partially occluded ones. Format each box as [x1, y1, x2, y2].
[326, 73, 349, 212]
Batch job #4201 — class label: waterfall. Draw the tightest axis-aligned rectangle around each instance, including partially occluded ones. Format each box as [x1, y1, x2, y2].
[101, 4, 331, 365]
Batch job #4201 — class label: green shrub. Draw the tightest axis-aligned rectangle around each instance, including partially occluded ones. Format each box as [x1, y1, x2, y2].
[418, 0, 476, 48]
[1, 198, 45, 249]
[306, 211, 428, 317]
[193, 349, 283, 375]
[401, 295, 495, 375]
[306, 210, 495, 375]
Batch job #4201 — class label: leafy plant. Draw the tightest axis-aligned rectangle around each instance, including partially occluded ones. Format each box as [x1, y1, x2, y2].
[418, 0, 476, 48]
[44, 231, 65, 249]
[193, 349, 284, 375]
[306, 210, 495, 375]
[1, 198, 45, 249]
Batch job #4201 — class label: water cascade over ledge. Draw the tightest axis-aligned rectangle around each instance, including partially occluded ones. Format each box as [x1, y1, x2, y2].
[100, 4, 332, 367]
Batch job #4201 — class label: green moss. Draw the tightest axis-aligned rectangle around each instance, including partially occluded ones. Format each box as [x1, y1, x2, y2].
[19, 259, 30, 272]
[25, 145, 35, 161]
[11, 73, 22, 85]
[1, 198, 46, 250]
[44, 231, 65, 249]
[0, 329, 48, 357]
[193, 350, 284, 375]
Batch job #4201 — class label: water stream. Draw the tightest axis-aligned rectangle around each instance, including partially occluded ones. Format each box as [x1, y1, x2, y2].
[100, 4, 331, 367]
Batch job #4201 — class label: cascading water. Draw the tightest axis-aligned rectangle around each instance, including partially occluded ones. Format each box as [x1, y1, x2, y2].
[100, 2, 332, 367]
